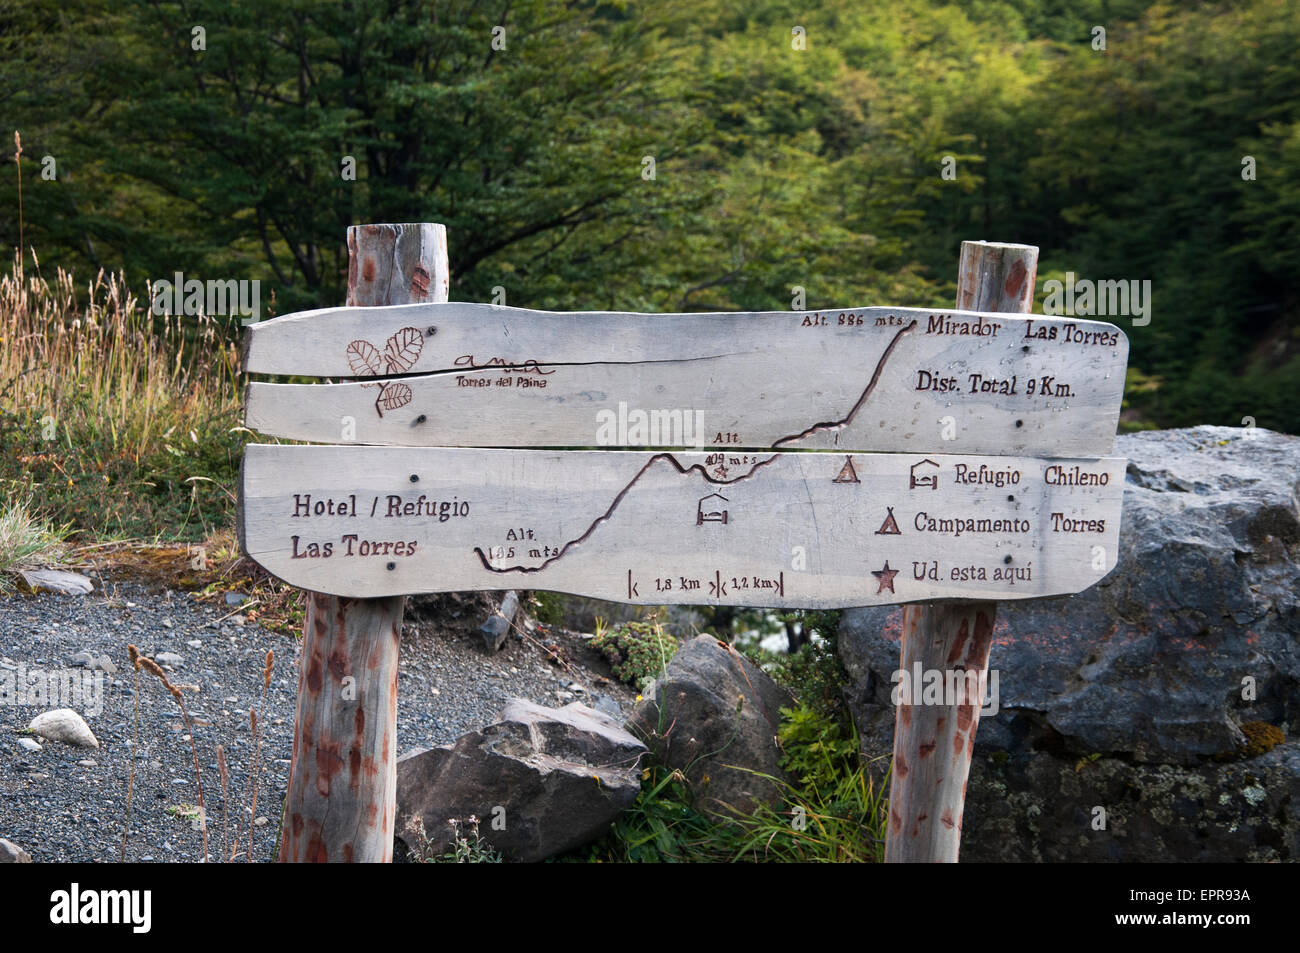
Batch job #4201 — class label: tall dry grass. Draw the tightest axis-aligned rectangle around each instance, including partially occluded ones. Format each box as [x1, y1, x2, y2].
[0, 252, 245, 539]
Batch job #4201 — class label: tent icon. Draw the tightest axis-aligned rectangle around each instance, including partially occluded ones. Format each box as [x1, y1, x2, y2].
[875, 507, 901, 535]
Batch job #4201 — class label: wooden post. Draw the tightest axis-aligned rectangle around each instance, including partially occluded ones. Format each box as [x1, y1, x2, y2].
[278, 223, 448, 863]
[884, 240, 1038, 863]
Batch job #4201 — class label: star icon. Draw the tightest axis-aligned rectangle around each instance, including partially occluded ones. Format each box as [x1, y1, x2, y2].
[872, 560, 899, 594]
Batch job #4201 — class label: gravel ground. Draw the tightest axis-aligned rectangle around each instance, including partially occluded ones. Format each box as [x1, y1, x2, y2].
[0, 579, 636, 863]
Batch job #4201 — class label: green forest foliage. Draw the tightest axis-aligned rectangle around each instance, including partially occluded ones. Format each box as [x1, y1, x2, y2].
[2, 0, 1297, 432]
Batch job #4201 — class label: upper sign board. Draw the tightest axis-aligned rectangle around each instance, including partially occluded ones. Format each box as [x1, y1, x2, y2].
[243, 303, 1128, 457]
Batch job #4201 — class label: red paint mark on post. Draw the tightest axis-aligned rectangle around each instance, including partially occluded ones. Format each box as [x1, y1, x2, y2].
[306, 657, 323, 695]
[328, 649, 349, 680]
[1004, 259, 1028, 301]
[410, 265, 431, 300]
[306, 833, 328, 863]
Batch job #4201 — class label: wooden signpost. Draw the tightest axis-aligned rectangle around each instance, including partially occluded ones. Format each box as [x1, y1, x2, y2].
[272, 223, 447, 864]
[886, 241, 1042, 863]
[240, 226, 1127, 863]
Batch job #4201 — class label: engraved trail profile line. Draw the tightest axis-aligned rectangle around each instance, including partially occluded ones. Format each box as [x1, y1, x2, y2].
[332, 352, 738, 382]
[772, 318, 917, 448]
[473, 452, 780, 574]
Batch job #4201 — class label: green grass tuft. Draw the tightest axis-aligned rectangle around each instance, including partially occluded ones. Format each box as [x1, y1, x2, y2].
[0, 494, 71, 591]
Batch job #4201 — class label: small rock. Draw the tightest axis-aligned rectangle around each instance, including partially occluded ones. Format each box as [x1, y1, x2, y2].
[0, 838, 32, 863]
[78, 760, 97, 767]
[155, 653, 183, 666]
[74, 653, 117, 674]
[28, 709, 99, 749]
[186, 639, 202, 648]
[162, 619, 173, 629]
[224, 593, 247, 606]
[253, 816, 269, 827]
[17, 738, 42, 754]
[19, 569, 93, 595]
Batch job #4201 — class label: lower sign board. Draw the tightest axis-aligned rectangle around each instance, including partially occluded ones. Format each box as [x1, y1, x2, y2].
[239, 445, 1125, 607]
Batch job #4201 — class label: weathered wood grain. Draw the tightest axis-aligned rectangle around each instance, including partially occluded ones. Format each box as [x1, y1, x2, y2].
[243, 303, 1127, 457]
[278, 222, 446, 865]
[884, 239, 1037, 864]
[240, 444, 1124, 605]
[957, 240, 1038, 314]
[884, 601, 995, 863]
[347, 223, 448, 308]
[278, 590, 402, 862]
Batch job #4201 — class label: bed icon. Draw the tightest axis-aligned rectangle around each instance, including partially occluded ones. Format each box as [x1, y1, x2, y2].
[696, 493, 730, 525]
[909, 459, 940, 490]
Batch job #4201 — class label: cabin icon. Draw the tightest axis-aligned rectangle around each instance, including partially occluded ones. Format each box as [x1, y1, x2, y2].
[696, 493, 729, 525]
[909, 458, 940, 490]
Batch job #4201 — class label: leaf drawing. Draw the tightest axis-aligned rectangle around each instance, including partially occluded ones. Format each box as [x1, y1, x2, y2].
[383, 326, 423, 374]
[374, 381, 413, 417]
[346, 339, 383, 377]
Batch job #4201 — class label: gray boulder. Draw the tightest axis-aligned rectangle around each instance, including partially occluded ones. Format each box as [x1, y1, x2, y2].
[395, 699, 645, 862]
[953, 740, 1300, 862]
[0, 838, 32, 863]
[628, 635, 794, 817]
[840, 425, 1300, 861]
